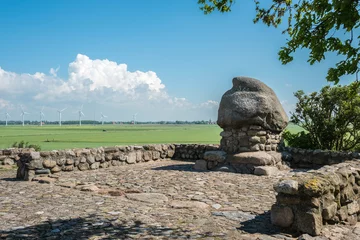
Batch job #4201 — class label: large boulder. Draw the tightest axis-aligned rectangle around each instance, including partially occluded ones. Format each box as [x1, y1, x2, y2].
[217, 77, 288, 132]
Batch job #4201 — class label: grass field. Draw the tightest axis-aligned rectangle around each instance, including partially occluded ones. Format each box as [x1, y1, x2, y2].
[0, 123, 303, 151]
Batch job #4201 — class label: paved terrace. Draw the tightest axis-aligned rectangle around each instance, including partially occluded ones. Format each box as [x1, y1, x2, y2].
[0, 160, 360, 240]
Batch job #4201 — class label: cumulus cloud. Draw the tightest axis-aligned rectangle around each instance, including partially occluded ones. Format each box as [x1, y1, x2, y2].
[0, 54, 219, 120]
[33, 54, 167, 102]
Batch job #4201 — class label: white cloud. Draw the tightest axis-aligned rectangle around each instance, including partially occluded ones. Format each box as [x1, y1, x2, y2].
[0, 98, 11, 110]
[199, 100, 219, 108]
[0, 54, 219, 121]
[49, 66, 60, 77]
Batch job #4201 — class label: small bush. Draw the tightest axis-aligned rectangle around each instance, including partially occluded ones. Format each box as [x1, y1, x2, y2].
[282, 130, 316, 149]
[11, 141, 41, 151]
[291, 82, 360, 151]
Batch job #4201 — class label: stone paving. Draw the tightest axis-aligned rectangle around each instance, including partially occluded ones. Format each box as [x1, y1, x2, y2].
[0, 160, 360, 240]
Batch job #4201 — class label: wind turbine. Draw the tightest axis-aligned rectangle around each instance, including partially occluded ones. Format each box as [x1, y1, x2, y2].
[132, 113, 138, 125]
[100, 112, 107, 125]
[40, 106, 45, 126]
[77, 105, 85, 126]
[20, 106, 30, 127]
[2, 111, 11, 126]
[57, 107, 67, 126]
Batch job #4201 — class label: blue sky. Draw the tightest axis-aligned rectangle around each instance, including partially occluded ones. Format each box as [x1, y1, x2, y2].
[0, 0, 353, 122]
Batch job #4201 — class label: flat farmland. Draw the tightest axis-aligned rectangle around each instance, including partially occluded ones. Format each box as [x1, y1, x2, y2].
[0, 123, 302, 151]
[0, 124, 223, 151]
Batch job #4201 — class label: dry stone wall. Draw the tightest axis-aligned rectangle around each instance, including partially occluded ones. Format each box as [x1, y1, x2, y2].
[271, 161, 360, 236]
[0, 148, 34, 166]
[282, 147, 360, 168]
[220, 125, 282, 153]
[14, 144, 219, 181]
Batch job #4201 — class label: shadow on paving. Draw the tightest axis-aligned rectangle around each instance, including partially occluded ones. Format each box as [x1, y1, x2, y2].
[238, 211, 296, 237]
[151, 163, 206, 172]
[0, 214, 223, 240]
[0, 177, 20, 182]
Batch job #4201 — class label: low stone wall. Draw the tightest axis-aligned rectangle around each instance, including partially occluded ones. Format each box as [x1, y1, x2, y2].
[0, 148, 34, 166]
[15, 144, 219, 181]
[220, 125, 281, 154]
[271, 161, 360, 236]
[283, 147, 360, 168]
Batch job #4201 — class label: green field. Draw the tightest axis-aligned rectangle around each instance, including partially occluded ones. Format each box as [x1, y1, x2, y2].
[0, 123, 303, 151]
[0, 125, 223, 151]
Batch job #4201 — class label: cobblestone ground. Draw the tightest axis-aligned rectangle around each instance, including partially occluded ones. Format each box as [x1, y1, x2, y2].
[1, 160, 360, 240]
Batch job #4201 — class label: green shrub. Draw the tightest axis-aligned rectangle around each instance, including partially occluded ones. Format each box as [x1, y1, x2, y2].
[282, 130, 316, 149]
[291, 82, 360, 151]
[11, 141, 41, 151]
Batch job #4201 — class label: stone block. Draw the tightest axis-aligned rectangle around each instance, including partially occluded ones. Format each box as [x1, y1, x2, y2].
[126, 152, 136, 164]
[250, 144, 260, 151]
[78, 163, 89, 171]
[167, 149, 175, 158]
[95, 155, 102, 162]
[51, 165, 62, 173]
[65, 158, 74, 165]
[56, 158, 66, 166]
[271, 205, 294, 228]
[274, 180, 298, 195]
[249, 136, 261, 143]
[220, 131, 232, 137]
[203, 151, 226, 162]
[207, 160, 218, 170]
[27, 160, 44, 170]
[254, 166, 278, 176]
[62, 165, 74, 171]
[30, 152, 40, 160]
[338, 206, 348, 221]
[143, 151, 152, 161]
[104, 147, 118, 153]
[35, 169, 50, 174]
[347, 201, 359, 215]
[276, 193, 301, 205]
[194, 160, 208, 171]
[322, 202, 337, 220]
[295, 208, 323, 236]
[24, 170, 35, 181]
[86, 155, 95, 164]
[152, 151, 160, 160]
[228, 152, 273, 166]
[100, 162, 109, 168]
[43, 159, 56, 168]
[3, 158, 15, 165]
[136, 151, 143, 162]
[90, 162, 100, 170]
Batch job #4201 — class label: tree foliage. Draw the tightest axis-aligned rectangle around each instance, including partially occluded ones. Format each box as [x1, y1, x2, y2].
[282, 129, 315, 149]
[198, 0, 360, 83]
[289, 82, 360, 151]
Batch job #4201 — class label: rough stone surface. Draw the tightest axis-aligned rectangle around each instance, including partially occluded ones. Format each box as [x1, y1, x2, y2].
[271, 205, 294, 228]
[126, 193, 169, 204]
[1, 160, 360, 239]
[203, 151, 226, 162]
[217, 77, 288, 132]
[194, 160, 208, 171]
[228, 152, 273, 166]
[254, 166, 279, 176]
[273, 161, 360, 236]
[274, 180, 299, 195]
